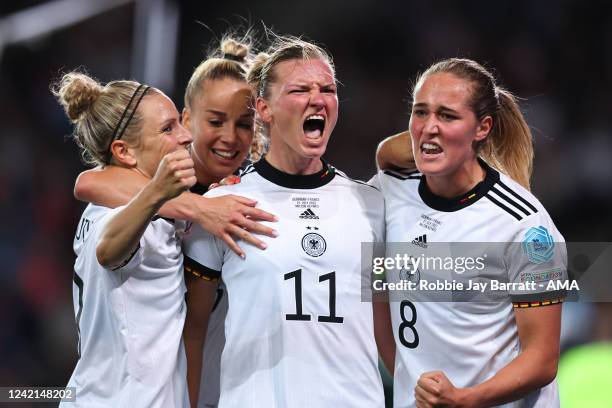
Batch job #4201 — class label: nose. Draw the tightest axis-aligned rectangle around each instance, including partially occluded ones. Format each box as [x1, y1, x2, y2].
[219, 124, 238, 144]
[423, 114, 439, 135]
[309, 89, 325, 109]
[178, 124, 193, 145]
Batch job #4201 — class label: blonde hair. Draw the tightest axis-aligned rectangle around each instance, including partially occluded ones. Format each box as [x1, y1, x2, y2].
[415, 58, 534, 189]
[247, 34, 335, 99]
[184, 35, 267, 161]
[52, 71, 157, 166]
[246, 34, 335, 152]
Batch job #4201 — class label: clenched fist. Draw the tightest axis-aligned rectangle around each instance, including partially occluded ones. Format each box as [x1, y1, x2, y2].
[151, 149, 197, 201]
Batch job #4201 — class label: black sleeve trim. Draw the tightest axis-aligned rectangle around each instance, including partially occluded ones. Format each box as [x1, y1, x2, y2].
[111, 243, 141, 271]
[184, 255, 221, 282]
[510, 289, 567, 305]
[512, 297, 564, 308]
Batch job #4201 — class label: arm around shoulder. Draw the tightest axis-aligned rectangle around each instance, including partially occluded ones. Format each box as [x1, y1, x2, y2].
[376, 130, 417, 171]
[96, 150, 196, 268]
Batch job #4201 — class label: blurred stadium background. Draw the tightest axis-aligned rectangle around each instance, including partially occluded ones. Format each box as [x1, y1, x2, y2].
[1, 0, 610, 406]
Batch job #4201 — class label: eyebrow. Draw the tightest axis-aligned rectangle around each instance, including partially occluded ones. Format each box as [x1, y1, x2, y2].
[206, 109, 227, 116]
[206, 110, 254, 118]
[412, 103, 460, 114]
[287, 82, 337, 88]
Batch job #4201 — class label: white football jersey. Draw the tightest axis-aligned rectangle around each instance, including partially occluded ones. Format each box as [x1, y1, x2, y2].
[374, 161, 566, 408]
[189, 182, 227, 408]
[183, 159, 385, 408]
[62, 204, 189, 408]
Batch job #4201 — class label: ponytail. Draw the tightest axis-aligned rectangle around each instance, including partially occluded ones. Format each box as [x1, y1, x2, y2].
[479, 88, 533, 189]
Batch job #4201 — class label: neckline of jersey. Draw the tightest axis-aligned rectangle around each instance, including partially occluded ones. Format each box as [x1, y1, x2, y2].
[418, 158, 500, 212]
[254, 157, 336, 189]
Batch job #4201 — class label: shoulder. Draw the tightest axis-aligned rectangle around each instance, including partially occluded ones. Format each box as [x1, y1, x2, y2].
[485, 173, 545, 223]
[237, 162, 257, 177]
[204, 167, 261, 198]
[333, 167, 381, 192]
[486, 173, 563, 240]
[374, 169, 422, 202]
[332, 168, 385, 207]
[380, 168, 423, 182]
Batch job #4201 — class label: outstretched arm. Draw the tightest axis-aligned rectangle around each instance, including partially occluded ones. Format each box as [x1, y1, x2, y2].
[376, 131, 417, 171]
[75, 165, 278, 258]
[96, 150, 196, 268]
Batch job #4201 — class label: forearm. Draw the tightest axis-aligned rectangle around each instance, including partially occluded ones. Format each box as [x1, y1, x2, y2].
[76, 166, 204, 222]
[96, 181, 165, 267]
[376, 130, 416, 171]
[461, 347, 557, 408]
[158, 191, 203, 222]
[75, 167, 148, 208]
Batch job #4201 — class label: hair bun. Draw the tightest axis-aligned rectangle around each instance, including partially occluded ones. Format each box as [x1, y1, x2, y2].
[54, 72, 103, 122]
[220, 38, 250, 62]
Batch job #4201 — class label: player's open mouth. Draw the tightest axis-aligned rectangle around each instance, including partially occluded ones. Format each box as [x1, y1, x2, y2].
[212, 149, 239, 160]
[421, 142, 443, 156]
[303, 114, 325, 139]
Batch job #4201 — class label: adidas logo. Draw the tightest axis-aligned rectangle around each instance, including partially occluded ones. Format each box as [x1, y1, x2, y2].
[299, 208, 319, 219]
[412, 234, 427, 248]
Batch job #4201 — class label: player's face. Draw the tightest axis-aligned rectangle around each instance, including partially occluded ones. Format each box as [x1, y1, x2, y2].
[259, 58, 338, 166]
[409, 72, 491, 182]
[183, 78, 254, 185]
[133, 92, 193, 178]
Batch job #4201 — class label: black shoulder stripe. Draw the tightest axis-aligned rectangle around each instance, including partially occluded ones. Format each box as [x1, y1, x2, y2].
[184, 255, 221, 281]
[485, 193, 523, 221]
[383, 170, 422, 181]
[335, 171, 380, 191]
[239, 164, 257, 177]
[496, 181, 538, 213]
[490, 186, 533, 217]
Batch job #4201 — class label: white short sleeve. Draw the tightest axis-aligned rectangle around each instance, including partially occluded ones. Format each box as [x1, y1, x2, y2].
[505, 211, 568, 303]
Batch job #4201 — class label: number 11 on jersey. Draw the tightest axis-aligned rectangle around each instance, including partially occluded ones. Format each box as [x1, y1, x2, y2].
[284, 269, 344, 324]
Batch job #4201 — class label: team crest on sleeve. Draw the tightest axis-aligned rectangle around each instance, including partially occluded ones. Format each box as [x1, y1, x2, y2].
[522, 226, 554, 264]
[301, 232, 327, 257]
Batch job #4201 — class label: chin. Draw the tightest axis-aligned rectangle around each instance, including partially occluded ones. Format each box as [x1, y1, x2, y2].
[300, 146, 326, 160]
[415, 158, 446, 177]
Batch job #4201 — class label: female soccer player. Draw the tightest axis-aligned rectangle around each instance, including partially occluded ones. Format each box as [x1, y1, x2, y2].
[54, 72, 194, 407]
[182, 36, 389, 407]
[74, 39, 275, 257]
[374, 58, 566, 407]
[72, 37, 274, 408]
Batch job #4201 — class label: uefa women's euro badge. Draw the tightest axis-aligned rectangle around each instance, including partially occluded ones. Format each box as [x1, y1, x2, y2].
[522, 226, 554, 264]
